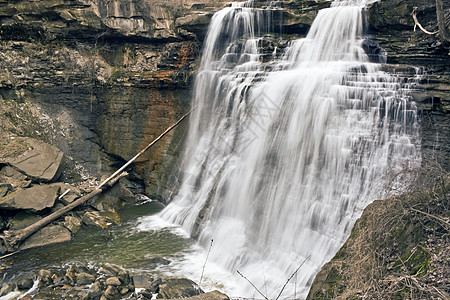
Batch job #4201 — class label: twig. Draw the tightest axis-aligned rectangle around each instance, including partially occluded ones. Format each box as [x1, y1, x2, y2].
[58, 189, 71, 200]
[275, 255, 311, 300]
[0, 251, 19, 260]
[410, 207, 450, 228]
[199, 239, 213, 285]
[412, 7, 439, 35]
[236, 270, 269, 300]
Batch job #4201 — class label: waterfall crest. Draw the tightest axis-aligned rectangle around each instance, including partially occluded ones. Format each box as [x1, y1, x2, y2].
[159, 0, 421, 297]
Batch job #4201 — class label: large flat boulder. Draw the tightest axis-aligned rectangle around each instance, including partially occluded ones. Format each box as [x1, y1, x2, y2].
[157, 278, 204, 299]
[0, 184, 60, 212]
[1, 137, 64, 182]
[19, 225, 72, 250]
[177, 291, 229, 300]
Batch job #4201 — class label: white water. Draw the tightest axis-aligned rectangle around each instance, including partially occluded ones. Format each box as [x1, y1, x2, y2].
[155, 0, 421, 298]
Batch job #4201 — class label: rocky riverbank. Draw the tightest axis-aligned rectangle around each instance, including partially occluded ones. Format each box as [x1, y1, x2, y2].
[0, 261, 229, 300]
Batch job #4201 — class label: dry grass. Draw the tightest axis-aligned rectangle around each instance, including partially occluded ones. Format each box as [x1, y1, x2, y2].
[308, 162, 449, 299]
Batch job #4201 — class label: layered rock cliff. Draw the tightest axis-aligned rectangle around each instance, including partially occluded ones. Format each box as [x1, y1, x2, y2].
[0, 0, 233, 200]
[0, 0, 449, 297]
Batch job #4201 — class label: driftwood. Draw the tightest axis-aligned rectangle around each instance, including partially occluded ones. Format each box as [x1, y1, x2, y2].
[412, 7, 439, 35]
[0, 107, 195, 252]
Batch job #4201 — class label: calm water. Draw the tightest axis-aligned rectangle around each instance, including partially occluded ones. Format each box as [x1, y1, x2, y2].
[2, 201, 235, 293]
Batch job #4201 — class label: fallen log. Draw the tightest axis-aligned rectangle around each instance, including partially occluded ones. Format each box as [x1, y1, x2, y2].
[0, 107, 195, 252]
[1, 172, 127, 251]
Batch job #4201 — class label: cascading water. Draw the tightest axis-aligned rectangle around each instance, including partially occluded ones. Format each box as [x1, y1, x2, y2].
[158, 0, 421, 298]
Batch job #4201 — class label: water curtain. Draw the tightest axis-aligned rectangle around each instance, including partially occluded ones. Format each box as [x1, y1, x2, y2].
[161, 0, 421, 297]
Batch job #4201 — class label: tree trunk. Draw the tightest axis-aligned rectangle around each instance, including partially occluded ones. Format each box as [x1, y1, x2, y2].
[436, 0, 450, 42]
[0, 107, 196, 252]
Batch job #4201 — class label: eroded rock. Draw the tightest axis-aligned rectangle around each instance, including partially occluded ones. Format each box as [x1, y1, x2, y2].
[1, 138, 64, 182]
[7, 211, 43, 230]
[157, 278, 204, 299]
[184, 290, 229, 300]
[63, 215, 82, 233]
[19, 225, 71, 250]
[0, 184, 60, 212]
[82, 210, 120, 229]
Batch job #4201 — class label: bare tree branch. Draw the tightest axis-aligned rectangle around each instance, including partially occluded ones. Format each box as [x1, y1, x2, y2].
[412, 7, 439, 35]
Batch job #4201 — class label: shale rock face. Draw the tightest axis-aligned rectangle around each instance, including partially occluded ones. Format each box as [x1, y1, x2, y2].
[367, 0, 450, 171]
[0, 0, 235, 200]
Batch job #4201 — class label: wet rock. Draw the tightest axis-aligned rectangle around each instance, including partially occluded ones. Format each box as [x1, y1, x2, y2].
[50, 182, 81, 205]
[0, 183, 60, 212]
[19, 225, 72, 250]
[88, 281, 103, 299]
[184, 291, 229, 300]
[1, 137, 64, 182]
[101, 264, 122, 276]
[157, 278, 204, 299]
[0, 166, 27, 181]
[77, 291, 89, 300]
[63, 215, 82, 233]
[146, 257, 171, 268]
[138, 289, 153, 299]
[76, 272, 96, 285]
[104, 284, 120, 300]
[65, 265, 76, 285]
[82, 210, 120, 229]
[148, 278, 162, 294]
[17, 275, 34, 290]
[91, 178, 135, 212]
[117, 269, 132, 286]
[38, 269, 52, 285]
[72, 264, 90, 276]
[132, 274, 154, 289]
[7, 211, 43, 230]
[106, 276, 121, 286]
[0, 183, 12, 197]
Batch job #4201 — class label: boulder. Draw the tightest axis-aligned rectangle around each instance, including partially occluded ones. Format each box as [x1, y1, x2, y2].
[82, 210, 120, 229]
[7, 211, 43, 230]
[146, 257, 171, 269]
[19, 225, 72, 250]
[88, 281, 103, 299]
[132, 274, 154, 289]
[0, 165, 28, 181]
[76, 272, 96, 285]
[63, 215, 82, 233]
[104, 285, 120, 300]
[0, 184, 60, 212]
[90, 178, 135, 212]
[0, 183, 12, 197]
[157, 278, 204, 299]
[1, 137, 64, 182]
[49, 182, 81, 205]
[105, 277, 121, 286]
[182, 291, 229, 300]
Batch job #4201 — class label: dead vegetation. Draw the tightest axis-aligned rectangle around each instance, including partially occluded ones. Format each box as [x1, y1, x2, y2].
[307, 162, 449, 299]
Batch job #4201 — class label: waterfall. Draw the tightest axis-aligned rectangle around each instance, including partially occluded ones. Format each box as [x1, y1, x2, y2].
[159, 0, 421, 298]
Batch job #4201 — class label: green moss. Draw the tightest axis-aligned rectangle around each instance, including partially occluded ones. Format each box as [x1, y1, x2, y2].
[393, 245, 434, 278]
